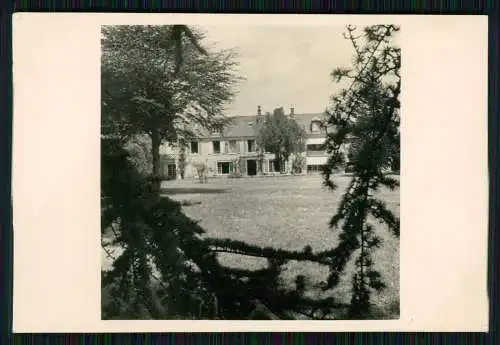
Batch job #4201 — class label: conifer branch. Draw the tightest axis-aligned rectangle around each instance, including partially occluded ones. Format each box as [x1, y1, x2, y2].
[323, 25, 400, 317]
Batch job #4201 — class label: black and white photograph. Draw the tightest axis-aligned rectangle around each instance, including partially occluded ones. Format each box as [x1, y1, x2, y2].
[100, 23, 400, 320]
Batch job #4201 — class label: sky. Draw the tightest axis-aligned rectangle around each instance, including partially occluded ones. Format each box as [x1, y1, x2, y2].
[198, 25, 354, 117]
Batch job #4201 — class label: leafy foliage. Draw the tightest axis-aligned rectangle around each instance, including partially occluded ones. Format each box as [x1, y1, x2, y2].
[256, 107, 306, 173]
[193, 160, 209, 183]
[123, 134, 153, 177]
[101, 24, 400, 321]
[291, 154, 307, 174]
[101, 25, 242, 183]
[322, 24, 401, 318]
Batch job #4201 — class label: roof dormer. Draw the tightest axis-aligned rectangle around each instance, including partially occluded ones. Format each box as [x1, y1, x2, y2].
[310, 117, 323, 133]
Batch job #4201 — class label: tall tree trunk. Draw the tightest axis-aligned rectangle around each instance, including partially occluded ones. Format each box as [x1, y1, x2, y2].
[150, 131, 161, 191]
[283, 154, 290, 174]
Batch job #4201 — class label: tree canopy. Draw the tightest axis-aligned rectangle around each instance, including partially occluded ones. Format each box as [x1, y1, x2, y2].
[101, 25, 243, 183]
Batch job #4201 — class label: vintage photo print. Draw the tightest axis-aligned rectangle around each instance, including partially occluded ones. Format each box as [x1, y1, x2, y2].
[100, 23, 401, 321]
[12, 14, 488, 332]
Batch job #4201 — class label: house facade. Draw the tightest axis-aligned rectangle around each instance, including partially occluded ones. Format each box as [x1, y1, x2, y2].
[159, 106, 347, 180]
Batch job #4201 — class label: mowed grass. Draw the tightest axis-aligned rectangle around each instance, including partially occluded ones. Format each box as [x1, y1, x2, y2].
[162, 174, 400, 319]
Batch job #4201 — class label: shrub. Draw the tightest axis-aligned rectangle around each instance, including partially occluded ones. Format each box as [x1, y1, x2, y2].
[228, 172, 243, 178]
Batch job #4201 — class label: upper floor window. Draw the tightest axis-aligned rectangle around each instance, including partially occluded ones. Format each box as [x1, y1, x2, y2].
[247, 140, 255, 152]
[190, 141, 199, 154]
[212, 141, 221, 154]
[310, 120, 322, 133]
[228, 140, 238, 153]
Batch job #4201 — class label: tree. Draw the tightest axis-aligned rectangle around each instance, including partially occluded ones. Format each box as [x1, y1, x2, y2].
[232, 156, 242, 173]
[124, 134, 153, 177]
[256, 107, 306, 173]
[170, 24, 209, 182]
[101, 25, 242, 188]
[169, 25, 209, 76]
[322, 25, 401, 318]
[178, 143, 187, 180]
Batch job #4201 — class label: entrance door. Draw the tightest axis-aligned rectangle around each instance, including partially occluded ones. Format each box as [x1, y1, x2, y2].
[247, 160, 257, 176]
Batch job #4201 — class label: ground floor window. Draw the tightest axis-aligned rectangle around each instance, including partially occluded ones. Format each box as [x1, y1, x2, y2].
[307, 164, 325, 173]
[167, 164, 176, 178]
[306, 144, 324, 151]
[268, 160, 276, 172]
[217, 161, 233, 175]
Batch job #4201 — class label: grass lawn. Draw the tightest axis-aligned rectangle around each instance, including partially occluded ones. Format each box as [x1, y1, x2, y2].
[161, 174, 400, 319]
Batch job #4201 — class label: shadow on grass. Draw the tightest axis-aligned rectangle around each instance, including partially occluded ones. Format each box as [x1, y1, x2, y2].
[179, 200, 203, 206]
[161, 187, 228, 195]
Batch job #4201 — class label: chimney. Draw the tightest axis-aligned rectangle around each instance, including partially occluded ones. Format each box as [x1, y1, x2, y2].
[256, 105, 263, 124]
[290, 106, 295, 117]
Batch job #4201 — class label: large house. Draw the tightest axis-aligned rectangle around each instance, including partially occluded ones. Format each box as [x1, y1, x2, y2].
[159, 106, 347, 180]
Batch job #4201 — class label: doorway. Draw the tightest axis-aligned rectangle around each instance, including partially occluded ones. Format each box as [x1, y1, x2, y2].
[247, 159, 257, 176]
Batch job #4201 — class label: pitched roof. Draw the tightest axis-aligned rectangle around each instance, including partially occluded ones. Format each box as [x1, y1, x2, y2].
[195, 112, 328, 139]
[220, 115, 260, 138]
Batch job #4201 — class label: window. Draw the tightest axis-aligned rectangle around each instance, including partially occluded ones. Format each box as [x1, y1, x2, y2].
[190, 141, 199, 154]
[212, 141, 220, 154]
[217, 161, 233, 175]
[311, 120, 322, 133]
[247, 140, 255, 152]
[307, 144, 324, 151]
[268, 160, 276, 172]
[228, 140, 237, 153]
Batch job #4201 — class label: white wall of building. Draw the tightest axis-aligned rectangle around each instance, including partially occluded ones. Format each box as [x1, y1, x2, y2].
[159, 134, 344, 178]
[306, 156, 328, 165]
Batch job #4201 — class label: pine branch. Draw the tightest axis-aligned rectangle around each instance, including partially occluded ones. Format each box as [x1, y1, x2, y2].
[203, 237, 335, 265]
[101, 242, 117, 261]
[322, 25, 400, 317]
